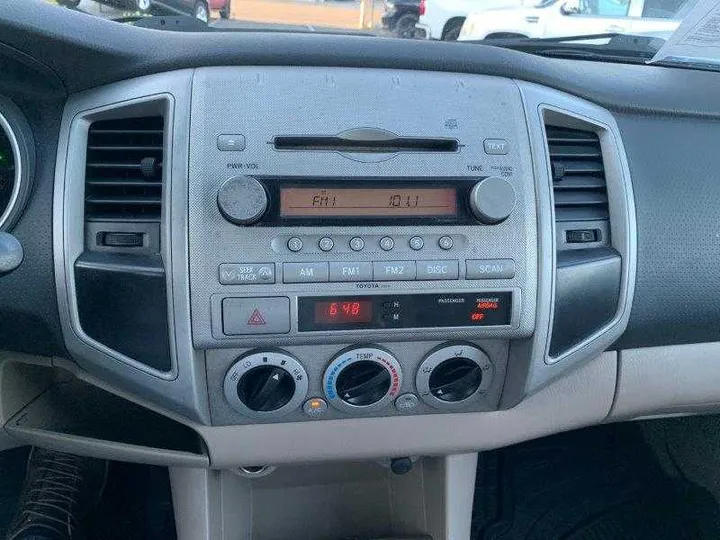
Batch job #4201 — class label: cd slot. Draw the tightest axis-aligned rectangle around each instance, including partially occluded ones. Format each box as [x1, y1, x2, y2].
[273, 135, 459, 153]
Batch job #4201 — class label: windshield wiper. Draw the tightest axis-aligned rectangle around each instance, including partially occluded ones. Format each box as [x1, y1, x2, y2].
[466, 33, 666, 62]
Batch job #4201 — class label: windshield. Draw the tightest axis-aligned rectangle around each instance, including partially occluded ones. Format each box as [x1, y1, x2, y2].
[45, 0, 715, 68]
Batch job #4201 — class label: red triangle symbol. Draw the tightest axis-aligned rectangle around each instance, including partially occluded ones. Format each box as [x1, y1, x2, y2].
[247, 308, 267, 326]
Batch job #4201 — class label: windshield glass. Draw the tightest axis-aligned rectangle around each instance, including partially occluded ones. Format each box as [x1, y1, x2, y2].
[46, 0, 712, 67]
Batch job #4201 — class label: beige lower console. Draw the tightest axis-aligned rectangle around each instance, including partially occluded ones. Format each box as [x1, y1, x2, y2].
[169, 454, 477, 540]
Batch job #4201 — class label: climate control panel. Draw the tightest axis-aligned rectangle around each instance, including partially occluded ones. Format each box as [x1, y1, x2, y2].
[215, 340, 505, 424]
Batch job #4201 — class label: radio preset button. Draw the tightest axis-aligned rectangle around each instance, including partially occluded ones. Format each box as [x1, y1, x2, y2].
[409, 236, 424, 251]
[466, 259, 516, 279]
[438, 236, 454, 250]
[318, 237, 334, 252]
[373, 261, 416, 281]
[379, 236, 395, 251]
[284, 262, 329, 283]
[287, 237, 303, 252]
[329, 262, 373, 282]
[219, 263, 275, 285]
[417, 260, 459, 280]
[349, 237, 365, 251]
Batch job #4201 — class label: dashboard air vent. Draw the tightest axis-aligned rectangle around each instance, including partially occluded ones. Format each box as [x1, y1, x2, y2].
[84, 116, 164, 222]
[546, 126, 608, 223]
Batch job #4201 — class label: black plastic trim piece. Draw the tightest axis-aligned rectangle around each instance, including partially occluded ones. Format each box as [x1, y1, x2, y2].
[74, 252, 171, 372]
[549, 248, 621, 357]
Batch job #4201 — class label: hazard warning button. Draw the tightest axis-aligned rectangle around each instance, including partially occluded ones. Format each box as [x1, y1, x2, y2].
[222, 297, 290, 335]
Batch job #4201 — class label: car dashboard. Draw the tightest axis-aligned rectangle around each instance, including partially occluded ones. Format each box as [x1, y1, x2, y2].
[2, 3, 720, 537]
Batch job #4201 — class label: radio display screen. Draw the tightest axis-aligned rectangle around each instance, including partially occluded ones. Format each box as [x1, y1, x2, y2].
[279, 187, 457, 218]
[314, 300, 374, 324]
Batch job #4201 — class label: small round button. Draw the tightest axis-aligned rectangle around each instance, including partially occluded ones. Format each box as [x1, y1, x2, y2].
[379, 236, 395, 251]
[409, 236, 424, 251]
[318, 237, 334, 252]
[287, 237, 303, 252]
[395, 393, 419, 412]
[438, 236, 454, 250]
[349, 237, 365, 251]
[303, 397, 328, 417]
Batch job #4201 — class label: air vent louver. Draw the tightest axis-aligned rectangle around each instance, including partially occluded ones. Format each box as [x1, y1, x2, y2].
[84, 116, 164, 222]
[546, 126, 608, 223]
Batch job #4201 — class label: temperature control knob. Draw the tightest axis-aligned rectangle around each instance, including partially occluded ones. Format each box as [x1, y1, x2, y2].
[323, 346, 402, 413]
[469, 176, 516, 224]
[416, 343, 493, 410]
[224, 350, 308, 418]
[217, 175, 268, 225]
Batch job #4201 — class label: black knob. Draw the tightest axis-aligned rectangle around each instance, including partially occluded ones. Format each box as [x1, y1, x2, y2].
[428, 358, 482, 402]
[336, 361, 391, 407]
[237, 365, 296, 412]
[217, 175, 268, 225]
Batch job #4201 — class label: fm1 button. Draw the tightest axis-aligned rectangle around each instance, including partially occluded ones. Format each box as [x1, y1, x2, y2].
[222, 297, 290, 335]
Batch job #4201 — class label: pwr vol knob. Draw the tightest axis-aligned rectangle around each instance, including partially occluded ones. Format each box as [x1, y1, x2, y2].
[224, 350, 308, 419]
[323, 346, 402, 414]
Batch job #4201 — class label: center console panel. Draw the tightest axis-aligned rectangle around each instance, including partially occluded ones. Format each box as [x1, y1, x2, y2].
[53, 66, 635, 444]
[189, 68, 537, 424]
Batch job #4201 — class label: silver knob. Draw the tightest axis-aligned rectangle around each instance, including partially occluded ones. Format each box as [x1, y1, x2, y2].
[217, 175, 268, 225]
[469, 176, 516, 224]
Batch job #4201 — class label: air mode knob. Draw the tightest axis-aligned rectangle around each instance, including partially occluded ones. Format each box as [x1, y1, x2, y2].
[469, 176, 516, 224]
[224, 350, 308, 419]
[217, 175, 268, 225]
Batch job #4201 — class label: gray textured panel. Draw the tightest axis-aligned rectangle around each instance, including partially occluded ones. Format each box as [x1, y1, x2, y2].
[188, 67, 537, 349]
[613, 115, 720, 349]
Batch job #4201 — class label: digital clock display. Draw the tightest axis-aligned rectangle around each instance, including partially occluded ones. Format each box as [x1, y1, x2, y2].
[314, 300, 374, 324]
[280, 187, 457, 218]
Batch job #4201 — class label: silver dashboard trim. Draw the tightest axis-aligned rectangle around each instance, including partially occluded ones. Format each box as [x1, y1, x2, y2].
[53, 70, 210, 423]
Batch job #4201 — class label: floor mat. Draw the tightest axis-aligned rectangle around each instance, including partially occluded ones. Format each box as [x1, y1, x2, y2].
[83, 461, 176, 540]
[0, 446, 30, 538]
[471, 423, 720, 540]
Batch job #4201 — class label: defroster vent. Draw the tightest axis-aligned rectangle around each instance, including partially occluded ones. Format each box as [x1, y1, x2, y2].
[84, 116, 164, 222]
[546, 126, 608, 223]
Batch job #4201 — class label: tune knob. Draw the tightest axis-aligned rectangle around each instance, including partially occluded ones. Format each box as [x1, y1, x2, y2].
[323, 346, 402, 413]
[224, 350, 308, 418]
[469, 176, 516, 224]
[217, 175, 268, 225]
[416, 343, 493, 410]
